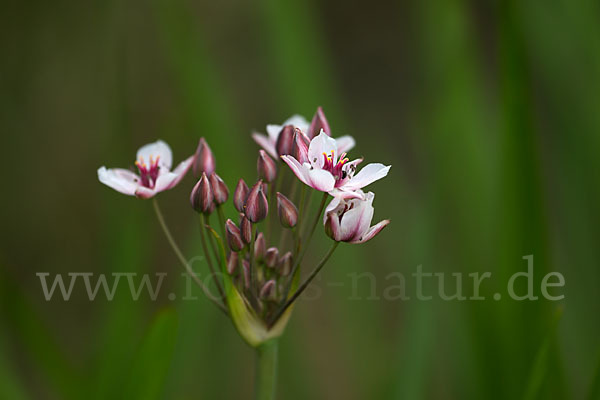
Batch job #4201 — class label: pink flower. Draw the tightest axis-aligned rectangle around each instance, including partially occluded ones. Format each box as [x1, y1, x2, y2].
[324, 191, 389, 243]
[281, 131, 390, 198]
[97, 140, 193, 199]
[252, 114, 355, 159]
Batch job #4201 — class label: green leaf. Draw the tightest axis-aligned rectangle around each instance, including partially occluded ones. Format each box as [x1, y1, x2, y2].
[122, 309, 179, 400]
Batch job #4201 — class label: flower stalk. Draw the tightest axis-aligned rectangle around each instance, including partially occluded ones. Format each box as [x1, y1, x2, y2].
[255, 339, 278, 400]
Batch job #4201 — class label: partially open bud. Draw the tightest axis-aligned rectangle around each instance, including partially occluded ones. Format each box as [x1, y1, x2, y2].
[225, 219, 244, 252]
[308, 106, 331, 139]
[240, 215, 252, 244]
[233, 179, 249, 213]
[209, 173, 229, 205]
[291, 128, 310, 163]
[257, 150, 277, 183]
[265, 247, 279, 268]
[275, 125, 295, 156]
[190, 173, 213, 214]
[193, 137, 216, 177]
[279, 251, 293, 276]
[242, 259, 251, 289]
[227, 251, 239, 275]
[276, 192, 298, 228]
[245, 180, 268, 222]
[254, 232, 266, 261]
[259, 279, 276, 300]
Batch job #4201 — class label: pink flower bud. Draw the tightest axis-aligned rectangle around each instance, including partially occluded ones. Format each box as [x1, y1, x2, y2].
[245, 180, 269, 222]
[190, 173, 213, 214]
[192, 137, 216, 177]
[233, 179, 249, 212]
[257, 150, 277, 183]
[275, 125, 295, 156]
[259, 279, 276, 299]
[265, 247, 279, 268]
[240, 215, 252, 244]
[227, 251, 239, 275]
[254, 232, 266, 261]
[242, 259, 251, 289]
[225, 219, 244, 252]
[209, 173, 229, 205]
[276, 192, 298, 228]
[291, 128, 310, 163]
[308, 106, 331, 139]
[279, 251, 293, 276]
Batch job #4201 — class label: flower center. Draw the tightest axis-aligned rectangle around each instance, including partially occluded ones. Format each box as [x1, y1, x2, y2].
[135, 155, 161, 188]
[322, 151, 350, 181]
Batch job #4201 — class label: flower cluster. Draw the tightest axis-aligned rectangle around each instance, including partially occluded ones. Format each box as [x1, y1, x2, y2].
[97, 107, 390, 347]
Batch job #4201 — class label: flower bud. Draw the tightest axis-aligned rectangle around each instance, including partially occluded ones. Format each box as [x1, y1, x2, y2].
[193, 137, 216, 177]
[265, 247, 279, 268]
[242, 259, 251, 289]
[190, 173, 213, 214]
[308, 106, 331, 139]
[209, 173, 229, 205]
[259, 279, 276, 300]
[276, 192, 298, 228]
[254, 232, 266, 261]
[227, 251, 239, 275]
[279, 251, 293, 276]
[257, 150, 277, 183]
[233, 179, 249, 212]
[245, 180, 269, 222]
[225, 219, 244, 252]
[240, 215, 252, 244]
[275, 125, 295, 156]
[291, 128, 310, 163]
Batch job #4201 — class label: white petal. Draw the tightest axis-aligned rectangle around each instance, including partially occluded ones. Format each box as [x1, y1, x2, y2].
[97, 167, 139, 196]
[323, 196, 342, 224]
[329, 188, 366, 200]
[137, 140, 173, 170]
[252, 133, 277, 158]
[342, 163, 391, 191]
[155, 155, 194, 191]
[307, 168, 336, 192]
[283, 114, 309, 132]
[308, 131, 338, 168]
[266, 124, 283, 140]
[335, 135, 356, 154]
[134, 186, 156, 199]
[281, 156, 311, 187]
[351, 219, 390, 244]
[325, 212, 342, 241]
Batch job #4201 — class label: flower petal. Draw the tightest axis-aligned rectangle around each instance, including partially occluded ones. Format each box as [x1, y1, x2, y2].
[252, 133, 278, 159]
[282, 115, 309, 133]
[323, 196, 342, 224]
[335, 135, 356, 154]
[155, 155, 194, 192]
[134, 186, 157, 199]
[308, 131, 338, 168]
[350, 219, 390, 244]
[307, 168, 336, 192]
[329, 188, 366, 200]
[281, 155, 311, 186]
[266, 124, 283, 140]
[137, 140, 173, 170]
[97, 167, 139, 196]
[342, 163, 391, 191]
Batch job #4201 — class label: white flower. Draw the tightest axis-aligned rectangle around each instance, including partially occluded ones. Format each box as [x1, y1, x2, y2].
[98, 140, 193, 199]
[281, 131, 390, 198]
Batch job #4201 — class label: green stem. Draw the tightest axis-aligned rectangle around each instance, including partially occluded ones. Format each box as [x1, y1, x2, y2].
[199, 214, 226, 301]
[255, 339, 278, 400]
[152, 199, 227, 314]
[269, 241, 339, 327]
[216, 205, 229, 252]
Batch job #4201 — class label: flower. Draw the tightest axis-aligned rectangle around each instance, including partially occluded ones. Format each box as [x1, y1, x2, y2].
[276, 193, 298, 228]
[98, 140, 193, 199]
[252, 113, 355, 159]
[244, 180, 269, 223]
[192, 137, 216, 177]
[323, 191, 389, 243]
[257, 150, 277, 183]
[190, 172, 213, 214]
[281, 131, 391, 198]
[233, 179, 249, 212]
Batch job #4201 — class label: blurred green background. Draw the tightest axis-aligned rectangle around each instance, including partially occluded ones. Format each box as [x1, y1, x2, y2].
[1, 0, 599, 399]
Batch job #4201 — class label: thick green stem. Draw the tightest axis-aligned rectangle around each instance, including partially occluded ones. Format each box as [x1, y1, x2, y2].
[255, 340, 278, 400]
